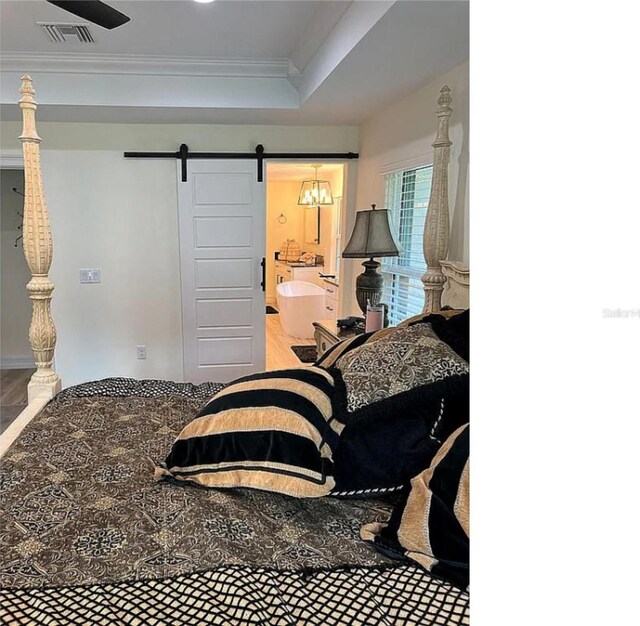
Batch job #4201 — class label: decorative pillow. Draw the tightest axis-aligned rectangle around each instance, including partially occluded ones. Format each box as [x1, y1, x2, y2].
[156, 367, 342, 498]
[335, 323, 469, 413]
[314, 327, 395, 369]
[361, 424, 469, 588]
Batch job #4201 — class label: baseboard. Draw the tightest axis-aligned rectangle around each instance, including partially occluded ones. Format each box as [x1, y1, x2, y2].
[1, 356, 35, 369]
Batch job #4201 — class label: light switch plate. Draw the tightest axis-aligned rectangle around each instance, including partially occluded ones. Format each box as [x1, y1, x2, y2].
[80, 269, 101, 284]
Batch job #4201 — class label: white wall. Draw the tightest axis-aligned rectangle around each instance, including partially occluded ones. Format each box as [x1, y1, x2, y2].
[344, 61, 469, 315]
[0, 122, 358, 387]
[0, 169, 33, 367]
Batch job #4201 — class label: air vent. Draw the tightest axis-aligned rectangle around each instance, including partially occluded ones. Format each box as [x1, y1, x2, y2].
[38, 22, 95, 43]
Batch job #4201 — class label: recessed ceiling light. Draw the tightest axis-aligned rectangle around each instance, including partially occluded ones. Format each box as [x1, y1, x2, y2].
[193, 0, 215, 3]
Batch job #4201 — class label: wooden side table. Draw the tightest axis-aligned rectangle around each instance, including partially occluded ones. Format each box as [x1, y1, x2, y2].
[312, 319, 361, 358]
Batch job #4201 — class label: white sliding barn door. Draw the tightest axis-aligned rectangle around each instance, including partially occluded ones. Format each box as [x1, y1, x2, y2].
[178, 160, 266, 384]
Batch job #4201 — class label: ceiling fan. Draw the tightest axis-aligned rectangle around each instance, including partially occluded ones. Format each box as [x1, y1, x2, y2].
[46, 1, 130, 30]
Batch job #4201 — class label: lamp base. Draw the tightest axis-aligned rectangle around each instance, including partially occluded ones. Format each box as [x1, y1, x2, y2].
[355, 258, 383, 316]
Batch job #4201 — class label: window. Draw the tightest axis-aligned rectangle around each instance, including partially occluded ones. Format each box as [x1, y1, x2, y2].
[381, 165, 433, 326]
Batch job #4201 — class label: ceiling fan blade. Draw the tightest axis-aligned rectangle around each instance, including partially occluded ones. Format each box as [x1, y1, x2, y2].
[46, 1, 130, 30]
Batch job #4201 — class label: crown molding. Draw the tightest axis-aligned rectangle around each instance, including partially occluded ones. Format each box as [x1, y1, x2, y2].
[0, 52, 292, 79]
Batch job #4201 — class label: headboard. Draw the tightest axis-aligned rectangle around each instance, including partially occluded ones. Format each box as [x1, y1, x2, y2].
[440, 261, 469, 310]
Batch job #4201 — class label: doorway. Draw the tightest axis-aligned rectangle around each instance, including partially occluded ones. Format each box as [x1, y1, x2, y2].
[0, 167, 34, 431]
[265, 162, 345, 370]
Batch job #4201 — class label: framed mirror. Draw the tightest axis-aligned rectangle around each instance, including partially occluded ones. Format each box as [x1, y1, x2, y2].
[304, 206, 320, 244]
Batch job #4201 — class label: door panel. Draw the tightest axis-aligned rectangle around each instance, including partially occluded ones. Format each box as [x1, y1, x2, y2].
[194, 172, 254, 204]
[197, 337, 253, 366]
[196, 299, 253, 328]
[195, 258, 253, 289]
[178, 160, 265, 383]
[194, 217, 252, 248]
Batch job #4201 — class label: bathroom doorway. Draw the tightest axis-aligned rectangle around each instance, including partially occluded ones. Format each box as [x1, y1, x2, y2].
[264, 162, 346, 370]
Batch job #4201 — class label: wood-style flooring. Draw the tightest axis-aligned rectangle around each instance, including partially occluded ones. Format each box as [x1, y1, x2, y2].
[266, 314, 316, 370]
[0, 369, 33, 433]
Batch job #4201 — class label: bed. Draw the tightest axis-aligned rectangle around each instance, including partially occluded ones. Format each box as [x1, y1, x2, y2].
[0, 77, 469, 625]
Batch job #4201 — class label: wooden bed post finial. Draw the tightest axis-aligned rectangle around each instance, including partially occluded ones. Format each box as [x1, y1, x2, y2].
[422, 85, 453, 313]
[19, 74, 62, 402]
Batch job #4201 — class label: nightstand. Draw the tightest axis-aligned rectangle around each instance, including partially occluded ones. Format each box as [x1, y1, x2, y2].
[312, 319, 361, 358]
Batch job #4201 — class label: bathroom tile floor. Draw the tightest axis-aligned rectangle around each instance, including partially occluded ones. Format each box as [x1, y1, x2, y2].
[266, 314, 316, 370]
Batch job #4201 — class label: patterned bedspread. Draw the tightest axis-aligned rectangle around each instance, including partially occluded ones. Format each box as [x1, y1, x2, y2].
[0, 378, 469, 625]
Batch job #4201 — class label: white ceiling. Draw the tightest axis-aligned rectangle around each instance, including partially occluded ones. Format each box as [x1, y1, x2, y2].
[0, 1, 340, 61]
[0, 1, 469, 125]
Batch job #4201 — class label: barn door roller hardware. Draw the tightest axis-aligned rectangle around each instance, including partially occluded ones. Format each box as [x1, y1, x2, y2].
[123, 144, 359, 183]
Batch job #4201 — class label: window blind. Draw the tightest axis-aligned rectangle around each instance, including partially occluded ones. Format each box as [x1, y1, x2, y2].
[381, 165, 433, 326]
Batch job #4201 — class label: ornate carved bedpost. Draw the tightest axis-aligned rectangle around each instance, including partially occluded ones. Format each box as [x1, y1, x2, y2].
[422, 85, 453, 312]
[19, 75, 62, 402]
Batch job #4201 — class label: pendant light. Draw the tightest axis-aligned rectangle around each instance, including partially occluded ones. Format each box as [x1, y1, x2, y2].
[297, 165, 334, 206]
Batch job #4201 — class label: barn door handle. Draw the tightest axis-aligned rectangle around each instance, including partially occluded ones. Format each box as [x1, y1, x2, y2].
[260, 258, 266, 291]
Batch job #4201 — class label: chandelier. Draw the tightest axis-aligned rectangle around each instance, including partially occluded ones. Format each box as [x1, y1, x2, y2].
[297, 165, 334, 206]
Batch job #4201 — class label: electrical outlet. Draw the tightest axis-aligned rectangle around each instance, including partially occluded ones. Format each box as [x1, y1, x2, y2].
[80, 269, 101, 284]
[136, 345, 147, 360]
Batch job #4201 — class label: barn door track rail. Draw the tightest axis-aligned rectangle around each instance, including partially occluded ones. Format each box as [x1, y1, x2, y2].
[123, 144, 359, 183]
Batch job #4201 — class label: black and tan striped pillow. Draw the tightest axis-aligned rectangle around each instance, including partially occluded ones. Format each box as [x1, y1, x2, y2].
[361, 423, 469, 588]
[156, 367, 342, 498]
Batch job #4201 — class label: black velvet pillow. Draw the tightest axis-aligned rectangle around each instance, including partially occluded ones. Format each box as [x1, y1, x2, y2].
[407, 309, 469, 362]
[330, 372, 469, 496]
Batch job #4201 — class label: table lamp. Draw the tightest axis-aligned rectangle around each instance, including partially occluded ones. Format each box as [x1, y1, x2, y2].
[342, 204, 401, 315]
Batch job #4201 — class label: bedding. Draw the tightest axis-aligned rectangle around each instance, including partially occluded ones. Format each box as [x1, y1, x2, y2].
[157, 368, 341, 497]
[0, 378, 469, 625]
[326, 322, 469, 496]
[362, 424, 470, 589]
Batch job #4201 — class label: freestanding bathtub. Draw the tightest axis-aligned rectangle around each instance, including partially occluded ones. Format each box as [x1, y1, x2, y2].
[276, 280, 326, 339]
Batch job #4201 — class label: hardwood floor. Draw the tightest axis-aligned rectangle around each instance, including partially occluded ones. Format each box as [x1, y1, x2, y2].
[0, 369, 33, 433]
[266, 313, 316, 370]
